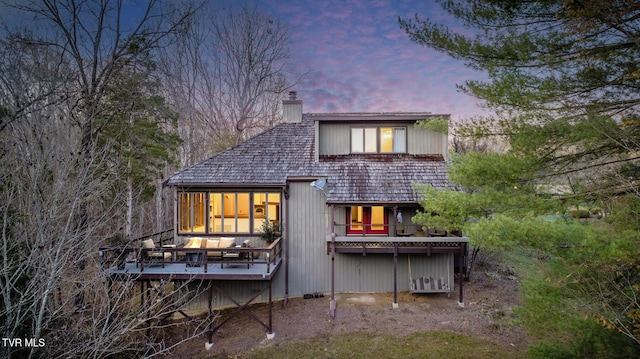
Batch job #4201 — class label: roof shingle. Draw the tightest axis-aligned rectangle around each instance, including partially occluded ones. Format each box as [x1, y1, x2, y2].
[165, 114, 456, 203]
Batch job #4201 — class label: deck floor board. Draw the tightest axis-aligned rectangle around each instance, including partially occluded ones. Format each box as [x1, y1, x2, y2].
[105, 257, 282, 281]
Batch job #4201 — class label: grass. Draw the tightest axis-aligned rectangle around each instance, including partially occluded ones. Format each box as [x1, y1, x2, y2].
[242, 331, 527, 359]
[207, 247, 639, 359]
[496, 247, 640, 359]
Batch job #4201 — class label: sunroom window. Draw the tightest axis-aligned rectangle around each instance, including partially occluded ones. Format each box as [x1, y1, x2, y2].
[178, 191, 280, 234]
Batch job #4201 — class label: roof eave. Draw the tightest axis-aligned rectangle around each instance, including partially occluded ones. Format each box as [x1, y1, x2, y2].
[166, 182, 287, 189]
[325, 200, 420, 206]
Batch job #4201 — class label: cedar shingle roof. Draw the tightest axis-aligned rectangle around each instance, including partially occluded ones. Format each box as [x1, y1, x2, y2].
[165, 114, 456, 203]
[320, 154, 453, 203]
[166, 119, 316, 186]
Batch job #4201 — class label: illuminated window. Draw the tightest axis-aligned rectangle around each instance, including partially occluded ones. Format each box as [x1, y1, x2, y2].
[347, 206, 388, 235]
[349, 206, 363, 230]
[351, 127, 406, 153]
[179, 193, 205, 233]
[253, 193, 281, 233]
[178, 191, 281, 234]
[380, 127, 406, 153]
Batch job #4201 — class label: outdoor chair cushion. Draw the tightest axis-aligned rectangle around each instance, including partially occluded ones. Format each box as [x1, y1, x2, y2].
[206, 237, 236, 258]
[205, 238, 222, 257]
[218, 237, 236, 248]
[141, 238, 171, 260]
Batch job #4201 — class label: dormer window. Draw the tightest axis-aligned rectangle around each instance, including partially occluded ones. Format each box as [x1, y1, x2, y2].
[351, 127, 406, 153]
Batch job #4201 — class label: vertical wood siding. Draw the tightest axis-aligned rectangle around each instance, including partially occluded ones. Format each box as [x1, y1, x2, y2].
[184, 183, 455, 310]
[318, 123, 349, 155]
[281, 181, 331, 295]
[318, 122, 448, 156]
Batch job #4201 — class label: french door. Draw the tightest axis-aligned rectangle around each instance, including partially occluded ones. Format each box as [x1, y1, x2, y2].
[347, 206, 388, 235]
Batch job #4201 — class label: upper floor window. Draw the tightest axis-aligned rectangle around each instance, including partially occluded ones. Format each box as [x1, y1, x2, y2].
[351, 127, 406, 153]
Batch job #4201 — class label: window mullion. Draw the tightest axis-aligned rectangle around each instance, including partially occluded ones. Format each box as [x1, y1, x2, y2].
[235, 193, 239, 233]
[189, 193, 195, 232]
[221, 195, 225, 233]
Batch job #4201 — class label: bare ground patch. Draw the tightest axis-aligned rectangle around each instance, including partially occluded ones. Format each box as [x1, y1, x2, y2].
[165, 258, 528, 358]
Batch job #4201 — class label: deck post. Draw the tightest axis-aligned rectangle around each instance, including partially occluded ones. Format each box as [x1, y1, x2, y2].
[392, 206, 397, 236]
[393, 243, 398, 309]
[458, 242, 465, 307]
[267, 281, 274, 339]
[206, 283, 214, 349]
[330, 204, 336, 318]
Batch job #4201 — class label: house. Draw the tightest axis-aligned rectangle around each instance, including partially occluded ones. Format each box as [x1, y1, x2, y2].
[163, 92, 468, 316]
[104, 92, 468, 344]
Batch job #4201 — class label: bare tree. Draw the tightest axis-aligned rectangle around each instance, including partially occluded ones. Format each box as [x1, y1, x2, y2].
[0, 1, 210, 357]
[2, 0, 198, 242]
[209, 4, 292, 145]
[159, 3, 297, 166]
[0, 64, 213, 358]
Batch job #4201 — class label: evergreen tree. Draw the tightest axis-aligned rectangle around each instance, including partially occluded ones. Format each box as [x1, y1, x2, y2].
[97, 40, 181, 240]
[400, 0, 640, 199]
[401, 0, 640, 346]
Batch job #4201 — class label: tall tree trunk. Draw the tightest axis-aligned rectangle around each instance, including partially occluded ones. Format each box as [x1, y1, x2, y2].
[126, 159, 133, 242]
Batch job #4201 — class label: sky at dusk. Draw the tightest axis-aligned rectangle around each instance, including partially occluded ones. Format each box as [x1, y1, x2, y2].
[259, 0, 488, 121]
[0, 0, 488, 122]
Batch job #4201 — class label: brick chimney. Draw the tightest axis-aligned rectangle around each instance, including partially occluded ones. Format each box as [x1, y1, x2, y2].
[283, 91, 302, 123]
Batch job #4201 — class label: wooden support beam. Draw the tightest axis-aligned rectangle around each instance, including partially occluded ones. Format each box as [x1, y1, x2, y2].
[206, 285, 214, 349]
[393, 243, 398, 309]
[458, 242, 465, 307]
[330, 204, 336, 319]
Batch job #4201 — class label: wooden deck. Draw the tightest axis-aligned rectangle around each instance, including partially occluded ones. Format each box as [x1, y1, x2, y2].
[105, 257, 282, 281]
[327, 236, 469, 255]
[101, 237, 283, 281]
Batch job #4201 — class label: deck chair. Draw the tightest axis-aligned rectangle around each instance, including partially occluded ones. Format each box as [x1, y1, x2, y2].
[141, 238, 171, 267]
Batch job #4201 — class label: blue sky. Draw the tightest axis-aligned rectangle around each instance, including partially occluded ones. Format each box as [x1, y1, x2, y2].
[261, 0, 487, 121]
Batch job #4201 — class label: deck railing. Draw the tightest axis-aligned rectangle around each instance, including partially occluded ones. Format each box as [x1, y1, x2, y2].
[332, 222, 452, 237]
[326, 235, 468, 255]
[99, 237, 283, 275]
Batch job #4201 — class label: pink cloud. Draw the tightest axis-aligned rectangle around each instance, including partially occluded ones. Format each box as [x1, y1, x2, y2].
[263, 0, 489, 121]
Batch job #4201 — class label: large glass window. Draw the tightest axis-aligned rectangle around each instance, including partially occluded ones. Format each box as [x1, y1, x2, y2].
[347, 206, 388, 235]
[179, 193, 206, 233]
[252, 193, 281, 232]
[351, 127, 406, 153]
[179, 190, 281, 234]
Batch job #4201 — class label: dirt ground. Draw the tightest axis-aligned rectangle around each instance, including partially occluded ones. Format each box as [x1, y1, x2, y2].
[168, 258, 529, 358]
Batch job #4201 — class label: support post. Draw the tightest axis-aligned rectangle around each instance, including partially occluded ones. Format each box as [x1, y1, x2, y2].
[392, 206, 398, 237]
[458, 242, 465, 307]
[393, 243, 398, 309]
[206, 283, 214, 350]
[267, 281, 275, 339]
[330, 204, 336, 318]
